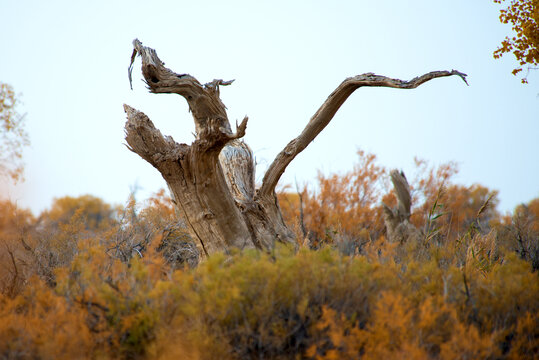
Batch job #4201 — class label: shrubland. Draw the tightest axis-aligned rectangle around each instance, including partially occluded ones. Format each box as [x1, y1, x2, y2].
[0, 151, 538, 359]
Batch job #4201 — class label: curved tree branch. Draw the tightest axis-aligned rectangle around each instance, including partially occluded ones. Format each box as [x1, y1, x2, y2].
[257, 70, 468, 198]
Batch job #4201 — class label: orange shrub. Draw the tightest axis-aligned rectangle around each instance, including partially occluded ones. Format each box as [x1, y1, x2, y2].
[0, 154, 537, 359]
[278, 150, 387, 248]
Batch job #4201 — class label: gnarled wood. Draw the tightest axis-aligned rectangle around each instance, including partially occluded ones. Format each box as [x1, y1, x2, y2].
[124, 105, 253, 257]
[124, 39, 467, 257]
[125, 39, 294, 255]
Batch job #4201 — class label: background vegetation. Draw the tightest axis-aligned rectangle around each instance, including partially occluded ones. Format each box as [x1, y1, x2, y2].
[0, 82, 29, 182]
[1, 150, 538, 359]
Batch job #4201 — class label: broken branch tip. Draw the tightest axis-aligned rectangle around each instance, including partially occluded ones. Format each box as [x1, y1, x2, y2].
[451, 69, 469, 86]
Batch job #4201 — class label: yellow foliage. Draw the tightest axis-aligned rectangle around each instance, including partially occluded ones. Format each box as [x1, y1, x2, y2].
[0, 278, 94, 359]
[494, 0, 539, 83]
[506, 312, 539, 359]
[0, 162, 538, 359]
[439, 320, 499, 360]
[44, 194, 116, 231]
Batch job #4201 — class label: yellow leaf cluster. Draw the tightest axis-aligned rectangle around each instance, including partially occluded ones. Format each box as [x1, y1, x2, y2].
[494, 0, 539, 83]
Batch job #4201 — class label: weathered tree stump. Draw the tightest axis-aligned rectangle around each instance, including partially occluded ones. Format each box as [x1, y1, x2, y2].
[383, 170, 422, 243]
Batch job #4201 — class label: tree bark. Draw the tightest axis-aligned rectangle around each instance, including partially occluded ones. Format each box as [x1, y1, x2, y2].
[124, 39, 467, 257]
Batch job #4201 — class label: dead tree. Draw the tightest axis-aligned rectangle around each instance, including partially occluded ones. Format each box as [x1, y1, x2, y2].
[124, 39, 467, 258]
[382, 170, 422, 243]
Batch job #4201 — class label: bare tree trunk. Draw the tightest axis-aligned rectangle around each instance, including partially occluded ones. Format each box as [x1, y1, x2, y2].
[124, 39, 467, 257]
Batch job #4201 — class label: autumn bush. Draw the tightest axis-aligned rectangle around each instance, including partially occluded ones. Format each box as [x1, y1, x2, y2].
[1, 152, 538, 359]
[1, 235, 537, 359]
[277, 150, 501, 250]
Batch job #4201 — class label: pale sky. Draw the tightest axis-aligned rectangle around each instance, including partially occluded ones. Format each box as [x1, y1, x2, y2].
[1, 0, 538, 215]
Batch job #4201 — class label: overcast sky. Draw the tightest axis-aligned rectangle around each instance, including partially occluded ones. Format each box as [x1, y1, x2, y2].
[1, 0, 538, 215]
